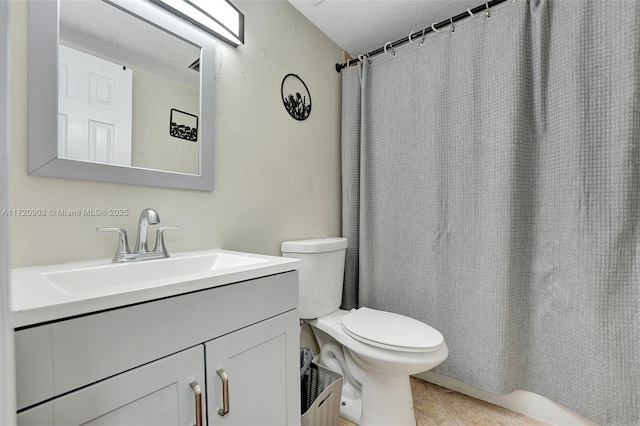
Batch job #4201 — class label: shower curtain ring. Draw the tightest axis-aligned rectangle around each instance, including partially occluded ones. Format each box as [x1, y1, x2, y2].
[467, 8, 475, 18]
[420, 28, 427, 45]
[384, 42, 396, 57]
[408, 30, 414, 43]
[485, 3, 491, 18]
[450, 18, 455, 33]
[357, 54, 365, 64]
[366, 53, 372, 66]
[431, 23, 442, 33]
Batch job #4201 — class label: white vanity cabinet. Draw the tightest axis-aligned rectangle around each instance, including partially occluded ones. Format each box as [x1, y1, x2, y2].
[205, 310, 299, 426]
[17, 345, 206, 426]
[14, 271, 300, 426]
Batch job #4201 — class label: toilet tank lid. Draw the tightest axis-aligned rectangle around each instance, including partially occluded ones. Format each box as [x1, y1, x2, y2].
[281, 237, 348, 253]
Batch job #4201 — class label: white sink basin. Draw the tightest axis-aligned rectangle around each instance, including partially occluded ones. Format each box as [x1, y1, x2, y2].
[44, 252, 268, 295]
[12, 249, 301, 327]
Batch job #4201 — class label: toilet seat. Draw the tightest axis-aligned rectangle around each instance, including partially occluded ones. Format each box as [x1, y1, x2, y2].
[341, 307, 444, 353]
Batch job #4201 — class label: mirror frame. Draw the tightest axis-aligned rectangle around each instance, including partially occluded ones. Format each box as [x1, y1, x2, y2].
[28, 0, 215, 191]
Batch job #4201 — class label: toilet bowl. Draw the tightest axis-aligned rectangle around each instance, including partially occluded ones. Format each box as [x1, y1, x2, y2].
[310, 308, 448, 425]
[282, 238, 448, 426]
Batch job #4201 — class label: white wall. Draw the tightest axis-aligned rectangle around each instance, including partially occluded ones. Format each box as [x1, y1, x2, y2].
[9, 0, 344, 268]
[131, 68, 200, 174]
[1, 0, 16, 424]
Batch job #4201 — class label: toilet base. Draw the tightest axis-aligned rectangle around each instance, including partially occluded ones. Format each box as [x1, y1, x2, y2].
[320, 351, 416, 426]
[357, 373, 415, 426]
[339, 394, 362, 424]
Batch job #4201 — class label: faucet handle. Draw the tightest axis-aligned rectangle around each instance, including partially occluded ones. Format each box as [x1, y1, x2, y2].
[154, 226, 181, 256]
[97, 227, 131, 263]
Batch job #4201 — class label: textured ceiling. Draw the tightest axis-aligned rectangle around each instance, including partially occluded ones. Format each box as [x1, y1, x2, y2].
[288, 0, 484, 57]
[61, 0, 491, 79]
[60, 0, 200, 89]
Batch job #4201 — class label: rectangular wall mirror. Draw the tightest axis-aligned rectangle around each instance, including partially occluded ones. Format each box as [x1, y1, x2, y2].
[28, 0, 215, 191]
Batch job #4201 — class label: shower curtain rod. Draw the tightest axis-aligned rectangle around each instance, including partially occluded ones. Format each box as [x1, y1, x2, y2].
[335, 0, 510, 73]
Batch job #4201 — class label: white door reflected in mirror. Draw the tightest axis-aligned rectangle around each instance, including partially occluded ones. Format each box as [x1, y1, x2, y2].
[58, 45, 133, 166]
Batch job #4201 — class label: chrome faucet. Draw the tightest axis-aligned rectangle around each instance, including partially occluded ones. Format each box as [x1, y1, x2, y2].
[134, 208, 161, 253]
[97, 208, 180, 263]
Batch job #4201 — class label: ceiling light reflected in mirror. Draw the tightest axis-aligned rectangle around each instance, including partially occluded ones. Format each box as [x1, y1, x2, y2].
[150, 0, 244, 46]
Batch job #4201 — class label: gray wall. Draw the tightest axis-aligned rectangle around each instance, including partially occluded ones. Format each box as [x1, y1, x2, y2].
[9, 0, 343, 267]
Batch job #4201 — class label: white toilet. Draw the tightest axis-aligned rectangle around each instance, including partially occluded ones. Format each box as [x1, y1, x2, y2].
[281, 237, 448, 426]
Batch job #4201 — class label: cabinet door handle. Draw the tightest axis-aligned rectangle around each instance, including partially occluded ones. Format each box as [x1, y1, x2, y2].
[190, 381, 203, 426]
[217, 369, 230, 417]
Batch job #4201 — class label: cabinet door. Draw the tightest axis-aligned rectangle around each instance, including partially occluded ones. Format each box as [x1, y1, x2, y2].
[17, 345, 206, 426]
[205, 309, 300, 426]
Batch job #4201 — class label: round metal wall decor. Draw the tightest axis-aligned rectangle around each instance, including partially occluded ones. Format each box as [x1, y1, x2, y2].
[281, 73, 311, 121]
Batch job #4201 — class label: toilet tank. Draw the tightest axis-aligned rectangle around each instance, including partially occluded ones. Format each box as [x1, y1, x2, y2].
[281, 238, 348, 320]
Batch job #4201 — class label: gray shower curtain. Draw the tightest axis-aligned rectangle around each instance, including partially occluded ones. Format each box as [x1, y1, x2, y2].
[341, 1, 640, 425]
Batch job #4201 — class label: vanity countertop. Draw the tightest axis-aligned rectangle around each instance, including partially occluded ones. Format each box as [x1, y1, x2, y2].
[11, 249, 301, 328]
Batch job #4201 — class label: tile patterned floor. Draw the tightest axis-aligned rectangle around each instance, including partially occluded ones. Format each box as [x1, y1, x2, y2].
[338, 377, 549, 426]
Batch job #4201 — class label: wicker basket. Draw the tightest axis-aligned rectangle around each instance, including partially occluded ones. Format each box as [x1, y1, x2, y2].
[301, 362, 343, 426]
